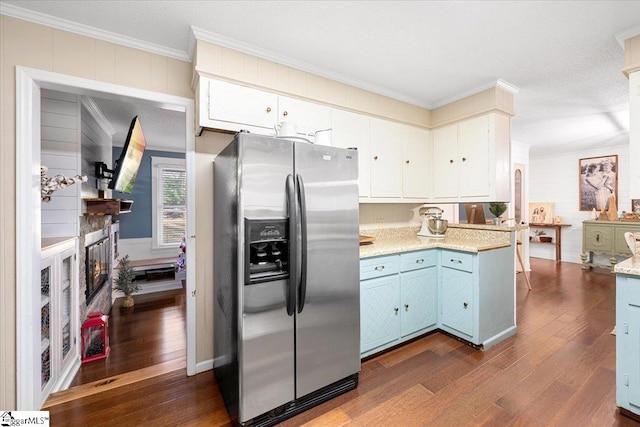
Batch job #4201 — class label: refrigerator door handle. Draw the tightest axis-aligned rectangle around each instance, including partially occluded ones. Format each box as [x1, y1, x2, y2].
[296, 174, 308, 313]
[286, 174, 296, 317]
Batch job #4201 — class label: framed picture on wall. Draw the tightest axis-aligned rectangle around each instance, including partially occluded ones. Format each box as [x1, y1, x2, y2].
[579, 155, 618, 211]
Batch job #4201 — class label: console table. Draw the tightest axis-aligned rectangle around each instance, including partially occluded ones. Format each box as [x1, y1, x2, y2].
[529, 222, 571, 262]
[581, 220, 640, 272]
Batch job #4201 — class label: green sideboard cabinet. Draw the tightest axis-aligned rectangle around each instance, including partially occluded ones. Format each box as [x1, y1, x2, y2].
[582, 220, 640, 271]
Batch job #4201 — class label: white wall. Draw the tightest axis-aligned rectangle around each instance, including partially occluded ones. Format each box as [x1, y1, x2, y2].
[40, 89, 81, 237]
[529, 144, 629, 264]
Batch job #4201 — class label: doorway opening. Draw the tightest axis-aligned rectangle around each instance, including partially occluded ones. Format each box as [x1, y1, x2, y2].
[16, 66, 196, 409]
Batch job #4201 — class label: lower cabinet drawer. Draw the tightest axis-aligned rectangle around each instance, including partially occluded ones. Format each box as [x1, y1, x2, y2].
[360, 255, 400, 281]
[400, 250, 437, 272]
[441, 250, 473, 273]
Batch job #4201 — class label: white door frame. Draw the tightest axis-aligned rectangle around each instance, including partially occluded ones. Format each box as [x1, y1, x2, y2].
[16, 66, 197, 409]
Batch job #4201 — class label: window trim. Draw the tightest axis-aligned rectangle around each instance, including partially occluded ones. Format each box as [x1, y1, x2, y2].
[151, 156, 186, 249]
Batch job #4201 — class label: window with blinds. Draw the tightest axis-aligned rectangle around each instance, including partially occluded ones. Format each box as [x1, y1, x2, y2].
[152, 157, 186, 248]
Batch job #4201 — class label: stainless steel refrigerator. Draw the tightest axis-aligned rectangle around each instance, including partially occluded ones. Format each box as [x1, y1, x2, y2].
[213, 132, 360, 426]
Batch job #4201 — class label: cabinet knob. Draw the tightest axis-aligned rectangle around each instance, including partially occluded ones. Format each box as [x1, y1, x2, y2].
[596, 234, 600, 242]
[463, 302, 468, 308]
[449, 159, 454, 164]
[404, 303, 409, 311]
[266, 107, 272, 113]
[462, 157, 467, 162]
[373, 155, 378, 161]
[405, 160, 410, 164]
[283, 111, 288, 117]
[394, 307, 399, 314]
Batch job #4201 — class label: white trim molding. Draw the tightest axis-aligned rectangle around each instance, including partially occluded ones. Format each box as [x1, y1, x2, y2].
[0, 3, 190, 62]
[615, 24, 640, 48]
[80, 96, 116, 137]
[15, 66, 197, 409]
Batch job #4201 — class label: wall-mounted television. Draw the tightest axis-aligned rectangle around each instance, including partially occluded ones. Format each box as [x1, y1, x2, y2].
[108, 116, 147, 193]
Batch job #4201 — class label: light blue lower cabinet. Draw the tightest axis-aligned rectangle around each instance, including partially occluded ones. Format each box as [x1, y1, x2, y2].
[360, 250, 438, 357]
[440, 267, 474, 339]
[360, 246, 516, 358]
[400, 268, 437, 337]
[616, 274, 640, 417]
[360, 274, 401, 354]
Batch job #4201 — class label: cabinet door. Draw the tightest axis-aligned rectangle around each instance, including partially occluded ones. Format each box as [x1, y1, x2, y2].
[278, 96, 331, 137]
[618, 277, 640, 408]
[40, 257, 54, 396]
[360, 275, 400, 353]
[440, 268, 474, 338]
[58, 246, 76, 368]
[458, 115, 490, 197]
[208, 79, 278, 131]
[401, 268, 437, 336]
[584, 224, 613, 252]
[431, 124, 459, 199]
[402, 126, 429, 198]
[331, 109, 371, 197]
[370, 118, 403, 198]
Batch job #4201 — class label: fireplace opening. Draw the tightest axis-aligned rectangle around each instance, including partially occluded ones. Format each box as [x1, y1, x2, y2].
[85, 228, 111, 304]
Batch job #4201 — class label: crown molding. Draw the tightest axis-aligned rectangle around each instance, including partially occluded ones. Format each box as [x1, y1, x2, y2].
[0, 3, 190, 62]
[615, 24, 640, 48]
[431, 78, 519, 110]
[80, 96, 116, 137]
[190, 25, 430, 109]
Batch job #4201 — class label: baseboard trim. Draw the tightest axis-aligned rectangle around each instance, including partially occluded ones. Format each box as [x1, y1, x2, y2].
[196, 359, 214, 374]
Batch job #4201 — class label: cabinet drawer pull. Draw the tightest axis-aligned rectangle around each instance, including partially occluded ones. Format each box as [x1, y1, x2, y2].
[374, 265, 385, 271]
[404, 303, 409, 311]
[416, 259, 424, 264]
[463, 302, 468, 308]
[450, 258, 463, 264]
[266, 107, 272, 113]
[394, 307, 399, 314]
[596, 234, 600, 242]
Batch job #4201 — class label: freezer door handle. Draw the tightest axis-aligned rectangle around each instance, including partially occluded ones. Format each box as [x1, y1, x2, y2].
[286, 174, 296, 317]
[297, 174, 308, 313]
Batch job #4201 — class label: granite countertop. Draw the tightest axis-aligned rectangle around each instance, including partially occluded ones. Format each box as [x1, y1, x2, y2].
[359, 225, 514, 259]
[614, 256, 640, 276]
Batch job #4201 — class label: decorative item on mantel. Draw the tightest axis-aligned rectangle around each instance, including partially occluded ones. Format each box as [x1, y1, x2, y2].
[114, 254, 140, 308]
[40, 166, 86, 202]
[488, 202, 507, 226]
[81, 312, 110, 363]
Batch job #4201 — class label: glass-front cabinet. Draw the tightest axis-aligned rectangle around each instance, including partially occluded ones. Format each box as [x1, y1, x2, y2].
[40, 237, 79, 406]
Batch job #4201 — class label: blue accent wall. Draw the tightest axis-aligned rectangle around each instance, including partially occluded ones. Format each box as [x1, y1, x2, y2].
[112, 148, 185, 239]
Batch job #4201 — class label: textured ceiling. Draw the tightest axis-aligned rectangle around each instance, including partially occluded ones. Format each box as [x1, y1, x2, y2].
[3, 0, 640, 156]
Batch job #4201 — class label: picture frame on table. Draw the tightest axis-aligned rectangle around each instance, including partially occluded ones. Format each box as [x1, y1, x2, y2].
[579, 155, 618, 211]
[529, 202, 554, 224]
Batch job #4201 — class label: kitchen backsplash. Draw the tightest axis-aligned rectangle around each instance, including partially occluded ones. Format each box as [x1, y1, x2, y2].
[359, 203, 457, 230]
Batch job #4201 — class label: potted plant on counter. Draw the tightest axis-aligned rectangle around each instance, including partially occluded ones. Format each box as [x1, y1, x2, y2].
[489, 202, 507, 226]
[114, 255, 140, 308]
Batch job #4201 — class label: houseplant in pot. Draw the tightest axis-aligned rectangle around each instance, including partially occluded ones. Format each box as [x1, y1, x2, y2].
[114, 254, 140, 308]
[489, 202, 507, 226]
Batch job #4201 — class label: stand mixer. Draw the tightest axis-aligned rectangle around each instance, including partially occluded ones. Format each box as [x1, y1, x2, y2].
[417, 206, 448, 238]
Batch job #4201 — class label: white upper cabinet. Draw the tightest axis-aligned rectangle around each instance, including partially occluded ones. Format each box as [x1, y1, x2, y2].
[370, 118, 403, 198]
[204, 78, 278, 133]
[430, 113, 510, 202]
[277, 96, 331, 137]
[402, 126, 429, 199]
[331, 109, 371, 198]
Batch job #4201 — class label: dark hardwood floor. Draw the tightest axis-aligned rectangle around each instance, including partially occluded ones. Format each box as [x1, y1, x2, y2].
[47, 259, 640, 426]
[70, 288, 186, 386]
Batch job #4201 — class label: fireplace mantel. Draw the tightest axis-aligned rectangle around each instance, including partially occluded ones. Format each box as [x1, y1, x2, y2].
[84, 198, 133, 216]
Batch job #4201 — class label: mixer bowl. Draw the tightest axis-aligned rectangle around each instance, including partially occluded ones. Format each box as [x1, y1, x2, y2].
[428, 218, 448, 235]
